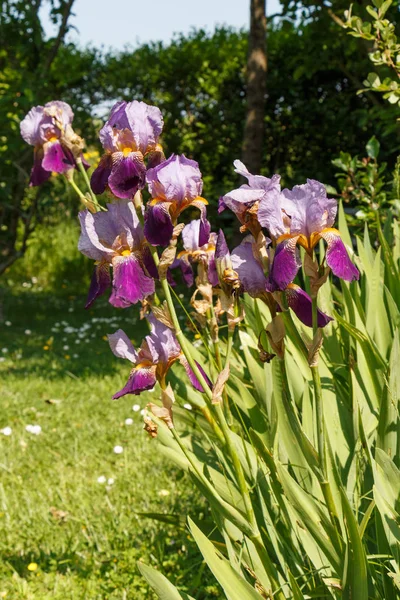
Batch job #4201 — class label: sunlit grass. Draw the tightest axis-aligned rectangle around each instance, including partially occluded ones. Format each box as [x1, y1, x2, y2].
[0, 286, 220, 599]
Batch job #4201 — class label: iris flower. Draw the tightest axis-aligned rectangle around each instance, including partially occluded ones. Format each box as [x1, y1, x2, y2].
[231, 237, 333, 328]
[78, 201, 156, 308]
[144, 154, 210, 246]
[108, 314, 210, 398]
[20, 101, 78, 186]
[177, 220, 218, 287]
[258, 179, 359, 290]
[91, 100, 164, 199]
[219, 160, 281, 232]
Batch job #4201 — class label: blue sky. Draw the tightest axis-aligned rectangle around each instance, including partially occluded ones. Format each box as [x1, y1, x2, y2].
[41, 0, 282, 50]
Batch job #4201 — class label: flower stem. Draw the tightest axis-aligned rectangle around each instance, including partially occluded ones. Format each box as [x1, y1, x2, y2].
[76, 158, 98, 205]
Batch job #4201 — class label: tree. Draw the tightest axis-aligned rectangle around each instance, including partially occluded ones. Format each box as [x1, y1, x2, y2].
[0, 0, 100, 276]
[242, 0, 267, 173]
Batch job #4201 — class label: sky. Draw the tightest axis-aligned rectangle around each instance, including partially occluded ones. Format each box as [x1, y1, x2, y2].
[40, 0, 282, 50]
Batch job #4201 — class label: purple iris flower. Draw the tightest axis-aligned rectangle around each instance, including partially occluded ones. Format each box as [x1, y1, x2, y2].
[144, 154, 210, 246]
[78, 201, 156, 308]
[257, 179, 359, 291]
[219, 160, 281, 231]
[91, 100, 164, 199]
[230, 237, 332, 328]
[108, 314, 211, 398]
[177, 220, 218, 287]
[20, 101, 78, 186]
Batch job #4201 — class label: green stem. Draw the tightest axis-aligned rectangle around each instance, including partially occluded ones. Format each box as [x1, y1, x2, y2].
[76, 158, 98, 205]
[68, 178, 86, 200]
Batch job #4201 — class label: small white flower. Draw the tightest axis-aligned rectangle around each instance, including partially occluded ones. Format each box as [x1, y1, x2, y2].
[132, 404, 141, 412]
[183, 403, 192, 410]
[75, 340, 80, 344]
[24, 329, 32, 335]
[113, 445, 123, 454]
[0, 426, 12, 436]
[97, 475, 106, 484]
[15, 353, 22, 360]
[31, 277, 38, 284]
[5, 321, 11, 326]
[0, 357, 5, 363]
[125, 418, 133, 426]
[73, 353, 79, 358]
[63, 345, 69, 350]
[140, 409, 146, 416]
[68, 307, 74, 313]
[107, 478, 115, 485]
[158, 489, 170, 497]
[26, 424, 42, 435]
[178, 293, 184, 299]
[1, 348, 8, 354]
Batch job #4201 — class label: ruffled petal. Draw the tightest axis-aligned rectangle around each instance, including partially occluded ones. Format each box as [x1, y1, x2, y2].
[284, 284, 333, 328]
[108, 329, 138, 362]
[146, 154, 202, 203]
[179, 355, 212, 393]
[29, 148, 51, 186]
[112, 365, 157, 399]
[78, 209, 115, 260]
[20, 105, 50, 146]
[144, 202, 173, 246]
[110, 254, 155, 307]
[108, 152, 146, 199]
[42, 141, 74, 173]
[320, 230, 359, 282]
[266, 237, 301, 292]
[85, 262, 111, 308]
[146, 314, 181, 364]
[90, 154, 112, 194]
[231, 238, 266, 295]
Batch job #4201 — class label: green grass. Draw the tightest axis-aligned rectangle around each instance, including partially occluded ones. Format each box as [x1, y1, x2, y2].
[0, 284, 220, 599]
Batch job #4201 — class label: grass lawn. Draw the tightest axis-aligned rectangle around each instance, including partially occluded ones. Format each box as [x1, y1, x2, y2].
[0, 284, 220, 599]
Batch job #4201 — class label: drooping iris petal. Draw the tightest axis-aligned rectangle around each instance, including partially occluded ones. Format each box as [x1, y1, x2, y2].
[44, 100, 74, 128]
[29, 149, 51, 186]
[234, 160, 280, 192]
[192, 201, 210, 247]
[85, 263, 111, 309]
[107, 329, 138, 362]
[320, 230, 359, 282]
[112, 366, 157, 399]
[110, 254, 155, 307]
[208, 257, 219, 287]
[231, 239, 267, 295]
[266, 237, 301, 292]
[179, 355, 212, 393]
[182, 220, 201, 252]
[42, 141, 74, 173]
[284, 285, 333, 328]
[108, 152, 146, 199]
[144, 202, 173, 246]
[91, 155, 112, 194]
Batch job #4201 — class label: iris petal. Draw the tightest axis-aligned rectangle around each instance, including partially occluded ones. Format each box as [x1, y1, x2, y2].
[320, 230, 359, 282]
[266, 237, 301, 292]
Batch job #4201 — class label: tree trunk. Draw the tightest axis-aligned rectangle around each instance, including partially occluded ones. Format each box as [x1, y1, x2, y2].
[242, 0, 267, 174]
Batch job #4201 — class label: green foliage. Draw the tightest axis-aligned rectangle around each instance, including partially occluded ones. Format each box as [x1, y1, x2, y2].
[332, 135, 400, 231]
[343, 0, 400, 105]
[138, 210, 400, 599]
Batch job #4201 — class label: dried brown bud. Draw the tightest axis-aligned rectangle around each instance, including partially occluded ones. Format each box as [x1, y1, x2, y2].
[266, 316, 286, 359]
